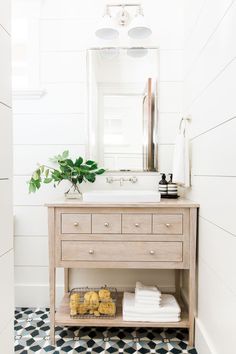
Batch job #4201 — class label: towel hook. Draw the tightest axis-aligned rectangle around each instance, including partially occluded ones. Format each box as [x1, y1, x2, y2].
[179, 116, 191, 134]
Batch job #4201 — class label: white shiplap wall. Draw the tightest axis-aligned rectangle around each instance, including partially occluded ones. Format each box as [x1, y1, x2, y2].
[0, 0, 14, 352]
[13, 0, 184, 306]
[184, 1, 236, 353]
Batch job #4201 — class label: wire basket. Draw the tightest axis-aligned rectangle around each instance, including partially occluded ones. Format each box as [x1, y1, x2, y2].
[69, 286, 117, 319]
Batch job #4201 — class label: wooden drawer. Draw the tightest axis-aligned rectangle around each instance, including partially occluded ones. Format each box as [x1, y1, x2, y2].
[61, 214, 91, 234]
[92, 214, 121, 234]
[122, 214, 152, 234]
[153, 214, 183, 234]
[61, 241, 183, 262]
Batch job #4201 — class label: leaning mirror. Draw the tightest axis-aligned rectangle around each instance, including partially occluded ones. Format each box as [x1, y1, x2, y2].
[87, 47, 159, 172]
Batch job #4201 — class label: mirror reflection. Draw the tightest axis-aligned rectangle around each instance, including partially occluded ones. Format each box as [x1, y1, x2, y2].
[87, 47, 159, 172]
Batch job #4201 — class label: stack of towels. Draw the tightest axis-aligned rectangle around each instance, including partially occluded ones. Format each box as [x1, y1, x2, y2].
[123, 281, 181, 322]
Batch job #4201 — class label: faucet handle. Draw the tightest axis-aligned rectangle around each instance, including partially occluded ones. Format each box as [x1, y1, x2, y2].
[130, 176, 138, 184]
[106, 177, 113, 184]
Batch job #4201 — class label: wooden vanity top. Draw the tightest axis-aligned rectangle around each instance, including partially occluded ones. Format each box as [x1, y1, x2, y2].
[46, 198, 199, 208]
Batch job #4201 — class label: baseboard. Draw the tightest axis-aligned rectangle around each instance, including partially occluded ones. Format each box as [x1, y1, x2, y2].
[15, 284, 176, 308]
[195, 318, 217, 354]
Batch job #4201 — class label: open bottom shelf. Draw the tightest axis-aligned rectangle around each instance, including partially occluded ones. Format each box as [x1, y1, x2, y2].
[55, 292, 189, 328]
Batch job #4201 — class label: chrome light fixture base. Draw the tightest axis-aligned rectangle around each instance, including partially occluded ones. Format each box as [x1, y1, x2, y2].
[95, 3, 152, 40]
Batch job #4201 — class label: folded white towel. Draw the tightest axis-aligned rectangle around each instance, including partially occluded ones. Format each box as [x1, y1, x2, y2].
[123, 311, 180, 318]
[135, 298, 161, 307]
[123, 315, 180, 322]
[123, 292, 181, 317]
[135, 294, 161, 302]
[135, 281, 161, 297]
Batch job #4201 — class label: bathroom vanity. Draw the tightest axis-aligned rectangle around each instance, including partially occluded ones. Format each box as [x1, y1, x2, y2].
[47, 199, 198, 346]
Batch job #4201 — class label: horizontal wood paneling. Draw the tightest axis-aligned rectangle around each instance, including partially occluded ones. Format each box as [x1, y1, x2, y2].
[0, 180, 13, 256]
[14, 237, 49, 266]
[158, 113, 180, 144]
[158, 145, 174, 173]
[14, 176, 69, 206]
[159, 82, 183, 112]
[185, 1, 236, 106]
[0, 0, 10, 34]
[189, 175, 236, 235]
[0, 321, 13, 354]
[184, 0, 206, 42]
[184, 0, 235, 74]
[0, 28, 11, 106]
[13, 144, 86, 175]
[191, 117, 236, 176]
[13, 83, 86, 114]
[41, 0, 103, 19]
[160, 50, 183, 81]
[15, 266, 64, 284]
[0, 250, 14, 333]
[14, 114, 86, 145]
[14, 206, 48, 236]
[187, 59, 236, 138]
[15, 284, 64, 308]
[41, 51, 86, 83]
[199, 217, 236, 295]
[40, 19, 96, 51]
[0, 104, 12, 178]
[184, 1, 236, 351]
[197, 259, 236, 354]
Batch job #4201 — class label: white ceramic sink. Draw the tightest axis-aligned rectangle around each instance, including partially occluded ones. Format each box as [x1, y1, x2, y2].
[83, 190, 161, 203]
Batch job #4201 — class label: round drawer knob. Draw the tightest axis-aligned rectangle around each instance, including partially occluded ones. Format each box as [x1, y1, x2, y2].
[74, 222, 79, 227]
[149, 250, 155, 255]
[89, 249, 94, 255]
[135, 223, 140, 227]
[104, 222, 109, 227]
[165, 223, 171, 227]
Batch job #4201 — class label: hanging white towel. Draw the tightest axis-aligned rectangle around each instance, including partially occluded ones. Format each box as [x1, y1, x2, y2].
[172, 118, 190, 188]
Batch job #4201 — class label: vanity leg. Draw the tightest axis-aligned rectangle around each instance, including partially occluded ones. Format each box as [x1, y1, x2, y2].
[64, 268, 69, 294]
[48, 207, 56, 346]
[49, 266, 56, 345]
[188, 208, 197, 347]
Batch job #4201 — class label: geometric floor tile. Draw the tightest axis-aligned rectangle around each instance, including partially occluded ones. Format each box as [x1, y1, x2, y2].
[15, 307, 198, 353]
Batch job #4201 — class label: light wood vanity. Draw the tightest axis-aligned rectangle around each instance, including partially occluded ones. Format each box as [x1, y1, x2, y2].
[47, 199, 199, 346]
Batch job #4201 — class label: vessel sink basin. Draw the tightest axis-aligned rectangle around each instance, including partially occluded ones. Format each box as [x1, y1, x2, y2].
[83, 190, 161, 203]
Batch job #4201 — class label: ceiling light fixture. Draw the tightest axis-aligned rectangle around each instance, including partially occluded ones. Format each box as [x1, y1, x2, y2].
[95, 3, 152, 40]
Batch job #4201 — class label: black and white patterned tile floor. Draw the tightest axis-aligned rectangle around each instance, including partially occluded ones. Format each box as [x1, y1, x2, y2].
[15, 308, 198, 354]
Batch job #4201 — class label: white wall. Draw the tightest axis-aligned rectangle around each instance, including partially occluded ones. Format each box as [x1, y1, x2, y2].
[184, 1, 236, 353]
[0, 0, 14, 352]
[13, 0, 184, 306]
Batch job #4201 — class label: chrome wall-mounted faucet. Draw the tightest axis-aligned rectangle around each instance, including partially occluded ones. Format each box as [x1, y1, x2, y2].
[106, 176, 138, 186]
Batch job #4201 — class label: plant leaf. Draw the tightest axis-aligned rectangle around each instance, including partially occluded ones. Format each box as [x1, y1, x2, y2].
[75, 157, 83, 167]
[95, 168, 106, 175]
[85, 172, 96, 183]
[33, 171, 39, 180]
[85, 160, 95, 165]
[44, 178, 53, 184]
[62, 150, 69, 159]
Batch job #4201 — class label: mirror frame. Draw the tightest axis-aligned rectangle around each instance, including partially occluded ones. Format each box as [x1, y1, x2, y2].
[87, 47, 159, 174]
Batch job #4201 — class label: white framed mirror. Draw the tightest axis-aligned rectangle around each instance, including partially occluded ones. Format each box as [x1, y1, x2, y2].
[87, 47, 159, 172]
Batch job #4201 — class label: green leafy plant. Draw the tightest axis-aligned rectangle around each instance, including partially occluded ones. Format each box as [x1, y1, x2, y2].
[28, 150, 106, 195]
